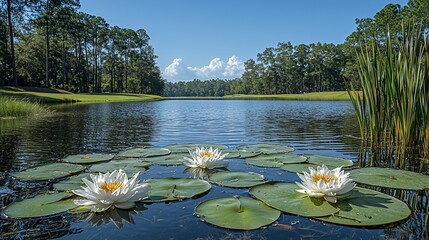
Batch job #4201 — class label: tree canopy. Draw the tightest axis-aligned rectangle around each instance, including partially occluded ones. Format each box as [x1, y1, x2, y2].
[164, 0, 429, 97]
[0, 0, 164, 94]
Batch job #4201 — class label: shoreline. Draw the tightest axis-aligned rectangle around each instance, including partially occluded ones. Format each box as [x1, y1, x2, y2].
[1, 87, 351, 104]
[0, 87, 163, 104]
[167, 91, 351, 101]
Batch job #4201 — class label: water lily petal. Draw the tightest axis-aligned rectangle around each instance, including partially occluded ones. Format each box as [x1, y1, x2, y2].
[72, 189, 99, 202]
[91, 203, 112, 212]
[121, 184, 150, 202]
[82, 178, 99, 194]
[297, 189, 324, 197]
[74, 199, 98, 206]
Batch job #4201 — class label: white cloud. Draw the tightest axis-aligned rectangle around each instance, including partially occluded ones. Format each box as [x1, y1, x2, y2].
[223, 56, 245, 77]
[188, 58, 225, 79]
[163, 56, 245, 82]
[163, 58, 193, 80]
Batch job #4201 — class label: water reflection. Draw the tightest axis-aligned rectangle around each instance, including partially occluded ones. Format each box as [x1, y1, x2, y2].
[183, 167, 218, 180]
[0, 213, 81, 239]
[0, 102, 156, 173]
[83, 206, 147, 229]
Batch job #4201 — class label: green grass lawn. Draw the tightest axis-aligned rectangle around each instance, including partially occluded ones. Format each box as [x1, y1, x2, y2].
[0, 87, 163, 103]
[224, 91, 351, 100]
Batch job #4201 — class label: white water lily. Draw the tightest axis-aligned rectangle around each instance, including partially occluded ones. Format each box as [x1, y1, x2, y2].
[184, 147, 229, 169]
[72, 169, 150, 212]
[295, 165, 355, 203]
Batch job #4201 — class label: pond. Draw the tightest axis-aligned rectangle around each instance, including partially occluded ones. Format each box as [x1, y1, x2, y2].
[0, 100, 425, 239]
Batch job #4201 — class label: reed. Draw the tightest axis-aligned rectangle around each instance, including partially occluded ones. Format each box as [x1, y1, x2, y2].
[347, 27, 429, 171]
[0, 96, 48, 118]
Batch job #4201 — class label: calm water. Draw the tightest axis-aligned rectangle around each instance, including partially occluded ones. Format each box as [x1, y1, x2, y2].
[0, 100, 425, 239]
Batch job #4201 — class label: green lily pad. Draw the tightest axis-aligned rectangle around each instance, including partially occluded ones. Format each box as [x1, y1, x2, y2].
[209, 171, 266, 188]
[165, 144, 228, 153]
[237, 144, 294, 155]
[118, 147, 171, 158]
[144, 154, 187, 166]
[316, 187, 411, 226]
[53, 173, 91, 191]
[281, 163, 322, 173]
[89, 160, 150, 174]
[237, 150, 262, 159]
[144, 178, 211, 202]
[195, 197, 280, 230]
[222, 150, 241, 159]
[250, 182, 411, 226]
[3, 192, 76, 219]
[10, 163, 86, 181]
[304, 155, 353, 168]
[250, 182, 339, 217]
[281, 155, 354, 173]
[349, 167, 429, 190]
[62, 153, 115, 164]
[244, 153, 307, 168]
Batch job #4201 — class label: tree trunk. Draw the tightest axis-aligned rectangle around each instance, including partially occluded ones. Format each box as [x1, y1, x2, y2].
[45, 15, 50, 87]
[83, 35, 89, 92]
[6, 0, 17, 86]
[77, 40, 82, 92]
[110, 60, 114, 93]
[124, 41, 129, 92]
[92, 32, 97, 93]
[61, 39, 66, 88]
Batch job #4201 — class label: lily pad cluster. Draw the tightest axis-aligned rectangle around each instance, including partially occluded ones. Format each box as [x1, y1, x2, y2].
[3, 143, 419, 231]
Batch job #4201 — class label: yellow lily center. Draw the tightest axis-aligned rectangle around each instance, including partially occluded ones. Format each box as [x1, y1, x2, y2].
[199, 151, 214, 158]
[312, 174, 337, 184]
[100, 181, 123, 192]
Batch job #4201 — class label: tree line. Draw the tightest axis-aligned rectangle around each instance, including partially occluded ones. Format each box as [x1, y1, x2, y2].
[164, 0, 429, 97]
[0, 0, 164, 95]
[163, 79, 241, 97]
[2, 1, 428, 96]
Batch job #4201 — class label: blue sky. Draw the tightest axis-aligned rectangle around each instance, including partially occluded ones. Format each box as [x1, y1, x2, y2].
[80, 0, 408, 82]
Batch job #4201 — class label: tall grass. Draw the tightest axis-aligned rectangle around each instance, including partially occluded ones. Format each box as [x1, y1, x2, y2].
[347, 28, 429, 171]
[0, 96, 48, 118]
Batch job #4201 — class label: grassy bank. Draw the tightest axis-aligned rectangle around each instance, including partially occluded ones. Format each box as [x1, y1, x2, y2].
[224, 91, 351, 100]
[0, 87, 163, 103]
[0, 96, 48, 118]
